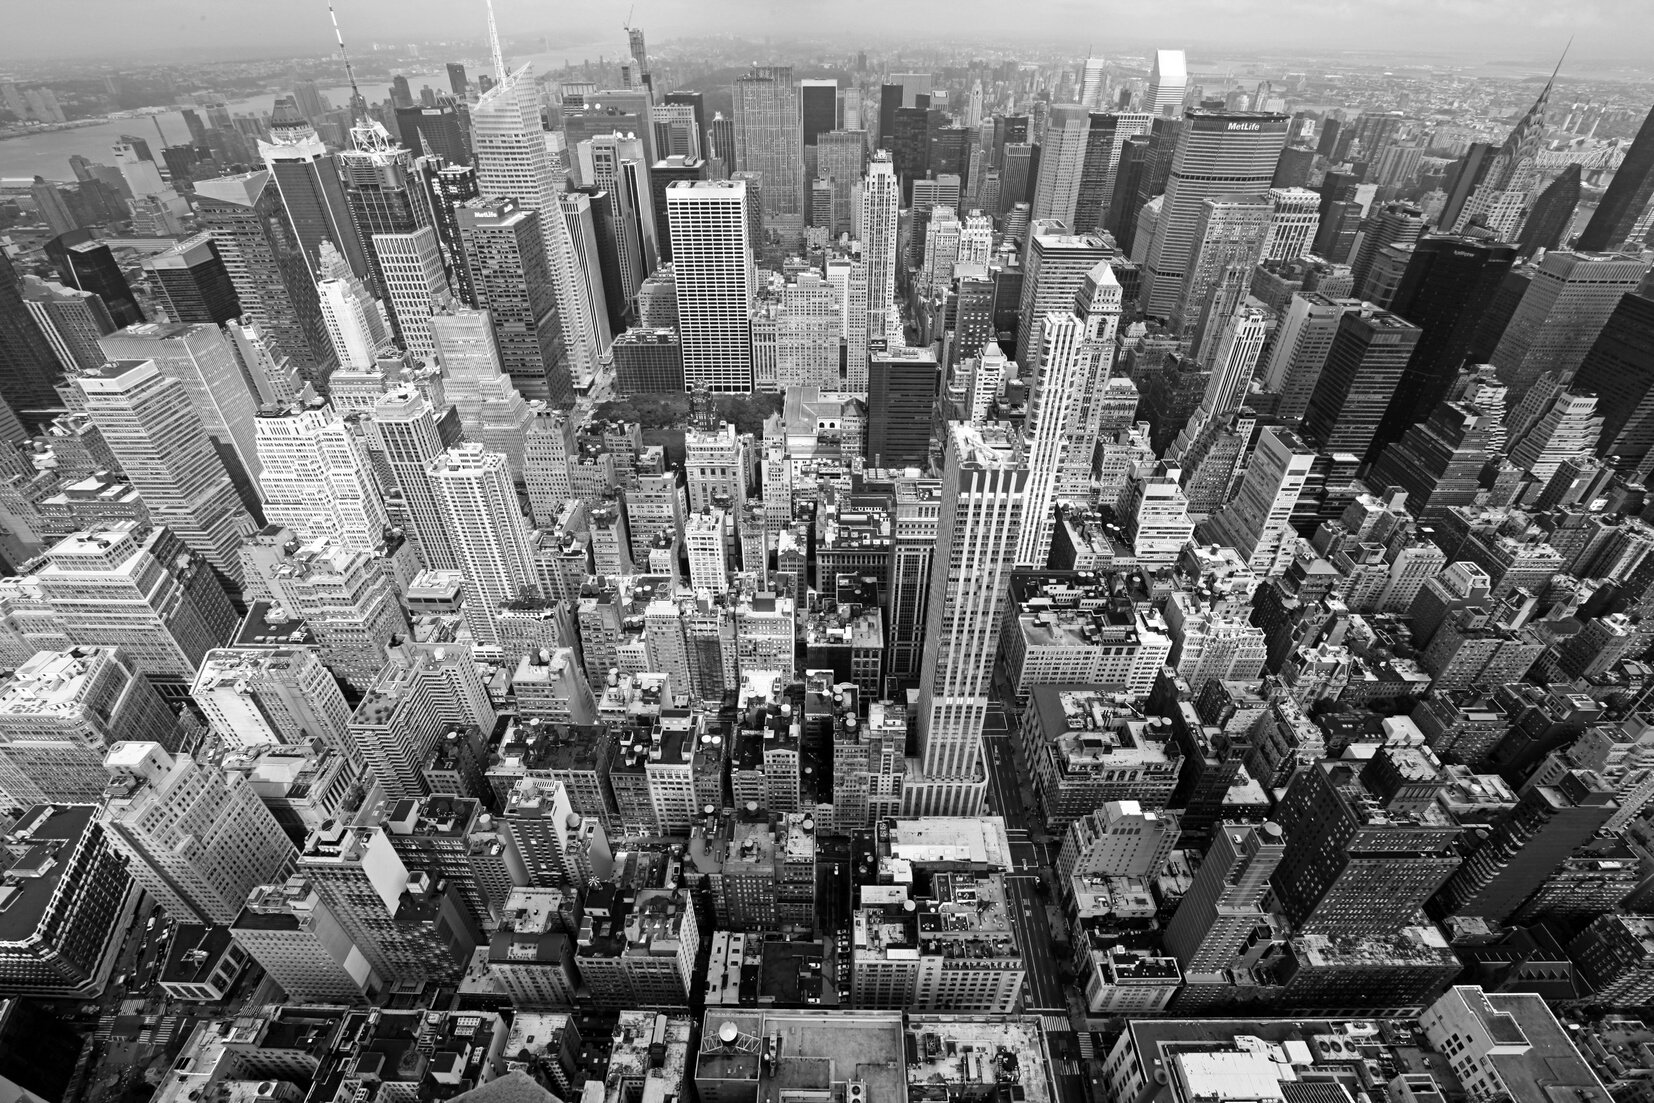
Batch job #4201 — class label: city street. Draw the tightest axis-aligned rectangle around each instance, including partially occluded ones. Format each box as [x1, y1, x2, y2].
[986, 730, 1069, 1012]
[1006, 871, 1065, 1010]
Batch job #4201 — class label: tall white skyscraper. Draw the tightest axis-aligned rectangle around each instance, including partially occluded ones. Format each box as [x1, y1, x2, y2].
[667, 179, 754, 392]
[315, 241, 390, 369]
[905, 423, 1028, 817]
[374, 385, 457, 570]
[1199, 426, 1314, 574]
[75, 360, 256, 586]
[470, 55, 602, 387]
[1015, 260, 1122, 566]
[101, 741, 295, 925]
[862, 154, 899, 347]
[1263, 187, 1322, 261]
[958, 210, 993, 268]
[1146, 50, 1189, 118]
[1032, 104, 1091, 225]
[920, 206, 963, 296]
[1079, 59, 1108, 108]
[372, 226, 450, 363]
[428, 443, 537, 646]
[254, 403, 389, 554]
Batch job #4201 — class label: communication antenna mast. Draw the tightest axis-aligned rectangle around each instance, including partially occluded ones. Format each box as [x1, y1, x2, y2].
[326, 0, 367, 124]
[486, 0, 509, 85]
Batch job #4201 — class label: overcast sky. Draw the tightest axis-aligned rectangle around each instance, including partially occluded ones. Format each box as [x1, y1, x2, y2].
[3, 0, 1652, 67]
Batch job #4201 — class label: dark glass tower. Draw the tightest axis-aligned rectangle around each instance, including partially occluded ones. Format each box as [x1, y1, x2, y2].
[800, 80, 837, 147]
[1301, 308, 1422, 463]
[144, 234, 242, 324]
[0, 252, 68, 428]
[420, 160, 480, 308]
[1376, 234, 1517, 450]
[867, 347, 941, 468]
[1578, 105, 1654, 252]
[446, 62, 467, 97]
[46, 233, 144, 328]
[878, 84, 902, 149]
[1517, 164, 1582, 257]
[1574, 292, 1654, 472]
[393, 104, 472, 167]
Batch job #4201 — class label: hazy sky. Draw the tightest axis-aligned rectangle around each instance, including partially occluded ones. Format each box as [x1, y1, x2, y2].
[3, 0, 1653, 67]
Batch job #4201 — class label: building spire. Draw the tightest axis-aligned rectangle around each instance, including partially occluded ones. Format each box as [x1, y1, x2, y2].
[326, 0, 367, 125]
[485, 0, 510, 87]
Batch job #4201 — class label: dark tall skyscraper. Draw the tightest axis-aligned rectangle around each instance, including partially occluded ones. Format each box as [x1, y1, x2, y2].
[0, 252, 68, 428]
[446, 62, 467, 97]
[1109, 135, 1150, 249]
[456, 197, 568, 401]
[420, 160, 480, 308]
[1518, 163, 1582, 257]
[1351, 202, 1425, 296]
[1437, 141, 1495, 230]
[1574, 292, 1654, 472]
[999, 143, 1035, 215]
[867, 346, 940, 467]
[800, 79, 838, 147]
[576, 187, 631, 335]
[1377, 234, 1518, 448]
[878, 84, 902, 149]
[1273, 145, 1314, 188]
[44, 233, 143, 328]
[649, 156, 709, 263]
[143, 234, 242, 324]
[665, 91, 707, 149]
[394, 104, 471, 167]
[1578, 105, 1654, 252]
[258, 107, 369, 280]
[337, 131, 433, 311]
[1315, 117, 1341, 158]
[1301, 308, 1422, 462]
[892, 106, 931, 198]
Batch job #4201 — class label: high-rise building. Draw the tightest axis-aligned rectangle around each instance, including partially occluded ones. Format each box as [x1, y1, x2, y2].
[1076, 112, 1152, 233]
[1575, 292, 1654, 472]
[1490, 249, 1651, 401]
[1031, 104, 1091, 226]
[255, 402, 389, 554]
[374, 385, 458, 569]
[817, 130, 866, 236]
[428, 443, 537, 647]
[862, 155, 900, 364]
[315, 241, 391, 370]
[258, 111, 369, 280]
[190, 647, 352, 751]
[1199, 426, 1314, 573]
[75, 360, 256, 586]
[1016, 224, 1109, 369]
[194, 171, 334, 386]
[667, 180, 754, 393]
[734, 66, 804, 244]
[904, 423, 1027, 817]
[1262, 186, 1320, 261]
[867, 347, 939, 468]
[1174, 192, 1273, 330]
[394, 103, 471, 167]
[231, 877, 383, 1002]
[471, 60, 602, 394]
[1351, 202, 1426, 297]
[458, 197, 571, 405]
[101, 741, 295, 925]
[1163, 821, 1284, 971]
[1302, 308, 1423, 462]
[1518, 164, 1582, 258]
[1578, 105, 1654, 252]
[0, 252, 69, 428]
[142, 233, 242, 324]
[1142, 110, 1289, 319]
[372, 226, 450, 363]
[19, 275, 116, 374]
[1145, 50, 1188, 119]
[48, 235, 144, 329]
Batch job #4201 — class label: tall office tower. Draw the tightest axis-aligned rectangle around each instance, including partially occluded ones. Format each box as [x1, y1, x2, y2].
[817, 130, 867, 236]
[884, 474, 941, 679]
[373, 227, 450, 362]
[195, 171, 334, 387]
[0, 647, 182, 806]
[684, 508, 728, 593]
[98, 321, 263, 501]
[1432, 770, 1616, 922]
[1491, 250, 1651, 400]
[1351, 202, 1425, 298]
[1109, 134, 1151, 243]
[1516, 164, 1582, 258]
[1016, 261, 1122, 565]
[919, 206, 963, 297]
[101, 741, 295, 924]
[258, 111, 369, 280]
[862, 155, 900, 342]
[337, 123, 433, 321]
[31, 176, 79, 237]
[428, 443, 537, 646]
[1075, 112, 1152, 233]
[560, 192, 614, 353]
[904, 423, 1027, 817]
[0, 253, 69, 428]
[1142, 110, 1289, 319]
[1174, 193, 1272, 330]
[1374, 235, 1519, 452]
[1263, 187, 1321, 261]
[142, 234, 241, 324]
[1506, 380, 1602, 487]
[664, 89, 707, 148]
[344, 640, 494, 796]
[231, 878, 383, 1003]
[668, 180, 754, 393]
[577, 131, 651, 262]
[446, 62, 468, 97]
[1367, 396, 1498, 522]
[1077, 58, 1108, 108]
[47, 235, 144, 329]
[1300, 309, 1422, 462]
[733, 66, 804, 244]
[1454, 71, 1557, 239]
[190, 647, 350, 751]
[1257, 293, 1346, 417]
[395, 103, 471, 167]
[255, 403, 389, 553]
[457, 198, 571, 406]
[1163, 821, 1285, 971]
[75, 361, 255, 586]
[800, 77, 837, 150]
[20, 275, 116, 373]
[1199, 426, 1314, 573]
[430, 308, 534, 475]
[1145, 50, 1189, 118]
[1579, 106, 1654, 251]
[777, 273, 841, 389]
[1015, 224, 1109, 368]
[907, 174, 961, 270]
[867, 347, 940, 468]
[958, 210, 993, 269]
[1031, 104, 1091, 225]
[315, 242, 391, 369]
[471, 61, 602, 395]
[999, 143, 1035, 214]
[423, 160, 480, 304]
[374, 386, 458, 569]
[290, 80, 326, 122]
[1575, 293, 1654, 472]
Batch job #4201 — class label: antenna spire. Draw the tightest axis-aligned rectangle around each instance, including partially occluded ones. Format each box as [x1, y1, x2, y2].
[327, 0, 367, 123]
[486, 0, 509, 86]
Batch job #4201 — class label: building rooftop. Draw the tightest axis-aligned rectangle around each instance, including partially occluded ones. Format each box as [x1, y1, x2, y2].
[904, 1017, 1054, 1103]
[695, 1009, 906, 1103]
[0, 804, 99, 944]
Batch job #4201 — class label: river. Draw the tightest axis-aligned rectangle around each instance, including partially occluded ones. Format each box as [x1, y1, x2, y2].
[0, 48, 604, 183]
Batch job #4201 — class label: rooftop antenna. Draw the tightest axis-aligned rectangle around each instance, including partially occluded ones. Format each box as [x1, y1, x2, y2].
[327, 0, 367, 124]
[486, 0, 509, 85]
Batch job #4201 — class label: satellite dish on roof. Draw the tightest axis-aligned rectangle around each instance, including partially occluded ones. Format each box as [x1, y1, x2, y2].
[718, 1022, 739, 1044]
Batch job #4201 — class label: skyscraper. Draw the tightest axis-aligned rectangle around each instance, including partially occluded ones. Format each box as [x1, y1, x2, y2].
[733, 66, 804, 245]
[1016, 224, 1109, 368]
[1145, 50, 1188, 118]
[75, 360, 256, 587]
[1517, 164, 1582, 258]
[372, 227, 450, 363]
[337, 122, 433, 318]
[667, 179, 754, 393]
[1142, 110, 1289, 320]
[142, 234, 242, 325]
[101, 741, 295, 925]
[258, 110, 369, 280]
[867, 346, 940, 468]
[1302, 308, 1422, 462]
[1351, 202, 1426, 297]
[373, 385, 458, 570]
[457, 197, 571, 406]
[1490, 249, 1651, 401]
[315, 242, 391, 370]
[1199, 426, 1314, 573]
[0, 251, 68, 428]
[1163, 821, 1285, 971]
[428, 443, 537, 647]
[1031, 104, 1091, 225]
[1075, 112, 1151, 233]
[254, 403, 389, 555]
[1174, 192, 1273, 330]
[817, 130, 867, 237]
[1578, 105, 1654, 252]
[904, 423, 1028, 817]
[1574, 292, 1654, 472]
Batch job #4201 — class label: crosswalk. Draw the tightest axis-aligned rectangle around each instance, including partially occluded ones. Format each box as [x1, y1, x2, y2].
[1076, 1033, 1097, 1059]
[1040, 1014, 1071, 1032]
[137, 1014, 179, 1048]
[94, 1014, 115, 1042]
